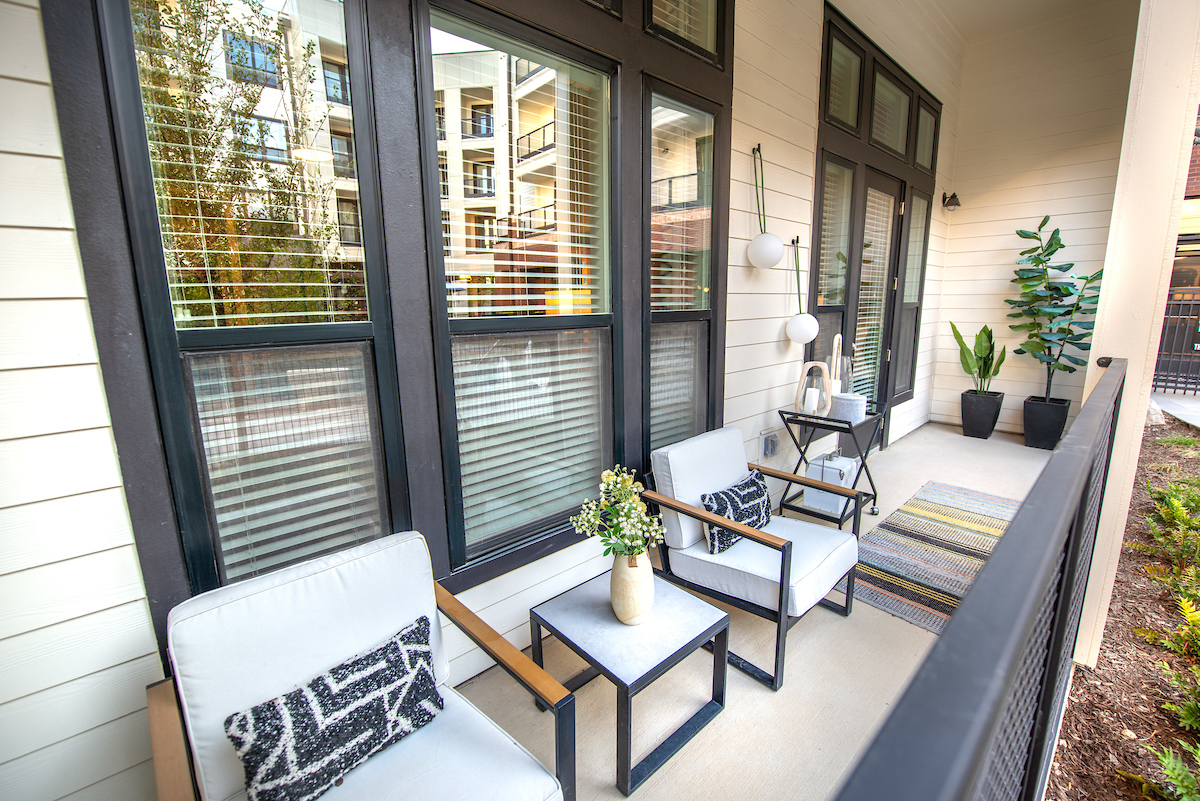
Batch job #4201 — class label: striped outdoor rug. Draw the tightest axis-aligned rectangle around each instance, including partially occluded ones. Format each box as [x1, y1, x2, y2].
[836, 481, 1021, 634]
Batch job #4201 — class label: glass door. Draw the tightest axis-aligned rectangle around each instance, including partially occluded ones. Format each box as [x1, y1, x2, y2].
[850, 171, 903, 401]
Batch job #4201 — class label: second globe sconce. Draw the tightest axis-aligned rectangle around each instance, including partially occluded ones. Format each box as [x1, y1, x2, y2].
[747, 144, 784, 269]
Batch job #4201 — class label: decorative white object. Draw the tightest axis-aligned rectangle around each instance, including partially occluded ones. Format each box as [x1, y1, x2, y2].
[609, 554, 654, 625]
[827, 334, 852, 394]
[802, 453, 857, 516]
[748, 145, 783, 269]
[785, 312, 819, 344]
[795, 361, 832, 416]
[748, 232, 784, 269]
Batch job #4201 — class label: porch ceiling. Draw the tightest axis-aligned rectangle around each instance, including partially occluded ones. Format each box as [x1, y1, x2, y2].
[936, 0, 1112, 42]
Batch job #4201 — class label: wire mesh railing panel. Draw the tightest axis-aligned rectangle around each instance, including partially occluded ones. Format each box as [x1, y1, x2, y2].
[1154, 288, 1200, 394]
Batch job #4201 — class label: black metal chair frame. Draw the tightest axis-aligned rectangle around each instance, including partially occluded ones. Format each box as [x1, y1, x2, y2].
[645, 462, 864, 691]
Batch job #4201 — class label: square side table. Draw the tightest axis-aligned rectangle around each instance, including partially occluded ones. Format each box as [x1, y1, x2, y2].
[530, 572, 729, 795]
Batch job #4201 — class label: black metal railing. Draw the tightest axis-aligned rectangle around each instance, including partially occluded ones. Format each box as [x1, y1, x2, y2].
[462, 115, 494, 138]
[464, 172, 495, 198]
[516, 121, 554, 161]
[508, 203, 555, 238]
[833, 357, 1126, 801]
[1154, 286, 1200, 394]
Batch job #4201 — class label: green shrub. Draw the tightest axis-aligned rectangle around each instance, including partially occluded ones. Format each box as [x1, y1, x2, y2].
[1162, 661, 1200, 733]
[1154, 740, 1200, 801]
[1139, 598, 1200, 661]
[1158, 435, 1200, 448]
[1135, 484, 1200, 572]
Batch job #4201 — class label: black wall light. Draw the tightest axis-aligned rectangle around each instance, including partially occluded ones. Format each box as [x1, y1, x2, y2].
[942, 192, 961, 210]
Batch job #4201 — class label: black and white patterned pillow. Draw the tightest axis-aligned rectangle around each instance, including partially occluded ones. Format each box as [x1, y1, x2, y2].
[224, 615, 443, 801]
[700, 470, 771, 554]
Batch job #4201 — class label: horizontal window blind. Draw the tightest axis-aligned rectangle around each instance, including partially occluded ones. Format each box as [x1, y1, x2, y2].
[130, 0, 369, 328]
[817, 161, 854, 307]
[651, 0, 719, 54]
[852, 187, 895, 398]
[650, 95, 713, 312]
[431, 14, 610, 318]
[185, 344, 387, 583]
[650, 322, 708, 452]
[451, 329, 612, 553]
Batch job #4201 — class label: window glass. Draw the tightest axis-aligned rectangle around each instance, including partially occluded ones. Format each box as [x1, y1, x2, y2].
[323, 60, 349, 105]
[184, 343, 387, 583]
[827, 37, 861, 128]
[130, 0, 368, 327]
[871, 71, 909, 155]
[904, 194, 930, 303]
[816, 161, 854, 307]
[852, 186, 896, 398]
[331, 132, 355, 178]
[650, 94, 713, 312]
[651, 0, 720, 55]
[916, 106, 936, 170]
[650, 321, 708, 451]
[430, 15, 610, 317]
[451, 329, 613, 555]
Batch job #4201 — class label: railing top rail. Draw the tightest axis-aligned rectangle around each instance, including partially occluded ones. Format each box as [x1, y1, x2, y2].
[834, 358, 1127, 801]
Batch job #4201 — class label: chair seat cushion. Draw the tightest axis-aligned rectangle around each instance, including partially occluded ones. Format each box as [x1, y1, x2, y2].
[668, 516, 858, 617]
[222, 688, 562, 801]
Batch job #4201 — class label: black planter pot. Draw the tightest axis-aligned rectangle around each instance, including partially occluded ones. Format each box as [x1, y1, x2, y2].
[1024, 396, 1071, 450]
[961, 390, 1004, 439]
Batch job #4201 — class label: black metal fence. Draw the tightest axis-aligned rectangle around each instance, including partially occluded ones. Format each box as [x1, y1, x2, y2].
[1154, 287, 1200, 394]
[833, 357, 1126, 801]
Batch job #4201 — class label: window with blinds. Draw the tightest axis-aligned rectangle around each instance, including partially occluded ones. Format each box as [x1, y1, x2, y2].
[648, 92, 713, 450]
[452, 330, 612, 555]
[431, 16, 609, 318]
[131, 0, 369, 328]
[871, 69, 910, 157]
[429, 12, 614, 560]
[185, 344, 387, 583]
[650, 0, 721, 57]
[852, 187, 896, 398]
[827, 36, 861, 129]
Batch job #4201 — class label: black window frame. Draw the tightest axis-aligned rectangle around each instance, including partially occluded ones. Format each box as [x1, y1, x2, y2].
[820, 26, 866, 137]
[644, 0, 725, 68]
[323, 58, 351, 105]
[331, 130, 356, 178]
[809, 4, 942, 429]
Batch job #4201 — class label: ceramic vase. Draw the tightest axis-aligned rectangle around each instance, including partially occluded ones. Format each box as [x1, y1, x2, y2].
[610, 554, 653, 625]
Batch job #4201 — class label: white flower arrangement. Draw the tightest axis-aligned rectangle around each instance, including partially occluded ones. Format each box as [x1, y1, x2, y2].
[571, 465, 665, 567]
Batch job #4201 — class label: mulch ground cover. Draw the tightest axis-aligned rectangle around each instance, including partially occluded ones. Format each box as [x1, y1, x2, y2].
[1049, 414, 1200, 799]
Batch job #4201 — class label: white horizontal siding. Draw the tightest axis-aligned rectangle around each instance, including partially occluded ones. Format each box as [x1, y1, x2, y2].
[0, 3, 159, 800]
[935, 0, 1139, 433]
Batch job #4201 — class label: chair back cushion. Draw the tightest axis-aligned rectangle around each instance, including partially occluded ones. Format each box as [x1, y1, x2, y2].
[167, 531, 448, 801]
[651, 425, 752, 550]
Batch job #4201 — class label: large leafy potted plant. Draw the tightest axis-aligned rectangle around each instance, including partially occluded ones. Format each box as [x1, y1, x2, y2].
[950, 322, 1006, 439]
[1006, 216, 1102, 449]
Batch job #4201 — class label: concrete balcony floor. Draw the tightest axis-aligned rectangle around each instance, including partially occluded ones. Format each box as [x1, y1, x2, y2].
[458, 422, 1052, 801]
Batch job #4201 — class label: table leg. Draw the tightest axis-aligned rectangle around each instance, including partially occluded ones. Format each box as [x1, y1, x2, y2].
[617, 684, 632, 796]
[531, 619, 549, 713]
[712, 626, 728, 708]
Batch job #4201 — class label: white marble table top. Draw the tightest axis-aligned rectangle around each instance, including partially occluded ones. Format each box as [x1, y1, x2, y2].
[532, 571, 728, 687]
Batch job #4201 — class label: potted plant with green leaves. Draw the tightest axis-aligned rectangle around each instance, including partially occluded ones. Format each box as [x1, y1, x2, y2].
[1006, 216, 1102, 449]
[950, 322, 1006, 439]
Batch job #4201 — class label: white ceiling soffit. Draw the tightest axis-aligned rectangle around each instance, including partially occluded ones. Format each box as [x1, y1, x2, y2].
[938, 0, 1115, 42]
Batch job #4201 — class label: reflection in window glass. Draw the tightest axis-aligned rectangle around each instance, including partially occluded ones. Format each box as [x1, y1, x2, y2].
[853, 187, 896, 399]
[186, 344, 387, 583]
[130, 0, 368, 327]
[871, 71, 910, 155]
[904, 194, 930, 303]
[452, 329, 613, 554]
[651, 0, 719, 55]
[650, 94, 713, 312]
[916, 106, 936, 170]
[650, 321, 708, 451]
[430, 15, 610, 317]
[827, 37, 861, 128]
[816, 162, 854, 307]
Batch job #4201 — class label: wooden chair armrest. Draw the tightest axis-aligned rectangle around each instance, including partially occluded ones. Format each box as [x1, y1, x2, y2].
[750, 462, 865, 500]
[434, 582, 570, 710]
[147, 678, 197, 801]
[642, 489, 789, 550]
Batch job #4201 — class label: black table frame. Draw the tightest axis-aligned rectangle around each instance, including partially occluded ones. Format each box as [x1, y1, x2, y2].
[777, 401, 886, 523]
[530, 601, 729, 796]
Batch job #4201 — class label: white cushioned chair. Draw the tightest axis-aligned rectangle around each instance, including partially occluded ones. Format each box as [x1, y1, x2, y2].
[147, 531, 575, 801]
[647, 426, 862, 691]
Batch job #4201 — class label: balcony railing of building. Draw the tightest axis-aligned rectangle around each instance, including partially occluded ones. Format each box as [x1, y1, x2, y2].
[1154, 234, 1200, 395]
[463, 115, 495, 138]
[501, 202, 556, 239]
[465, 173, 496, 198]
[834, 357, 1127, 801]
[514, 58, 547, 84]
[516, 121, 554, 162]
[650, 171, 713, 209]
